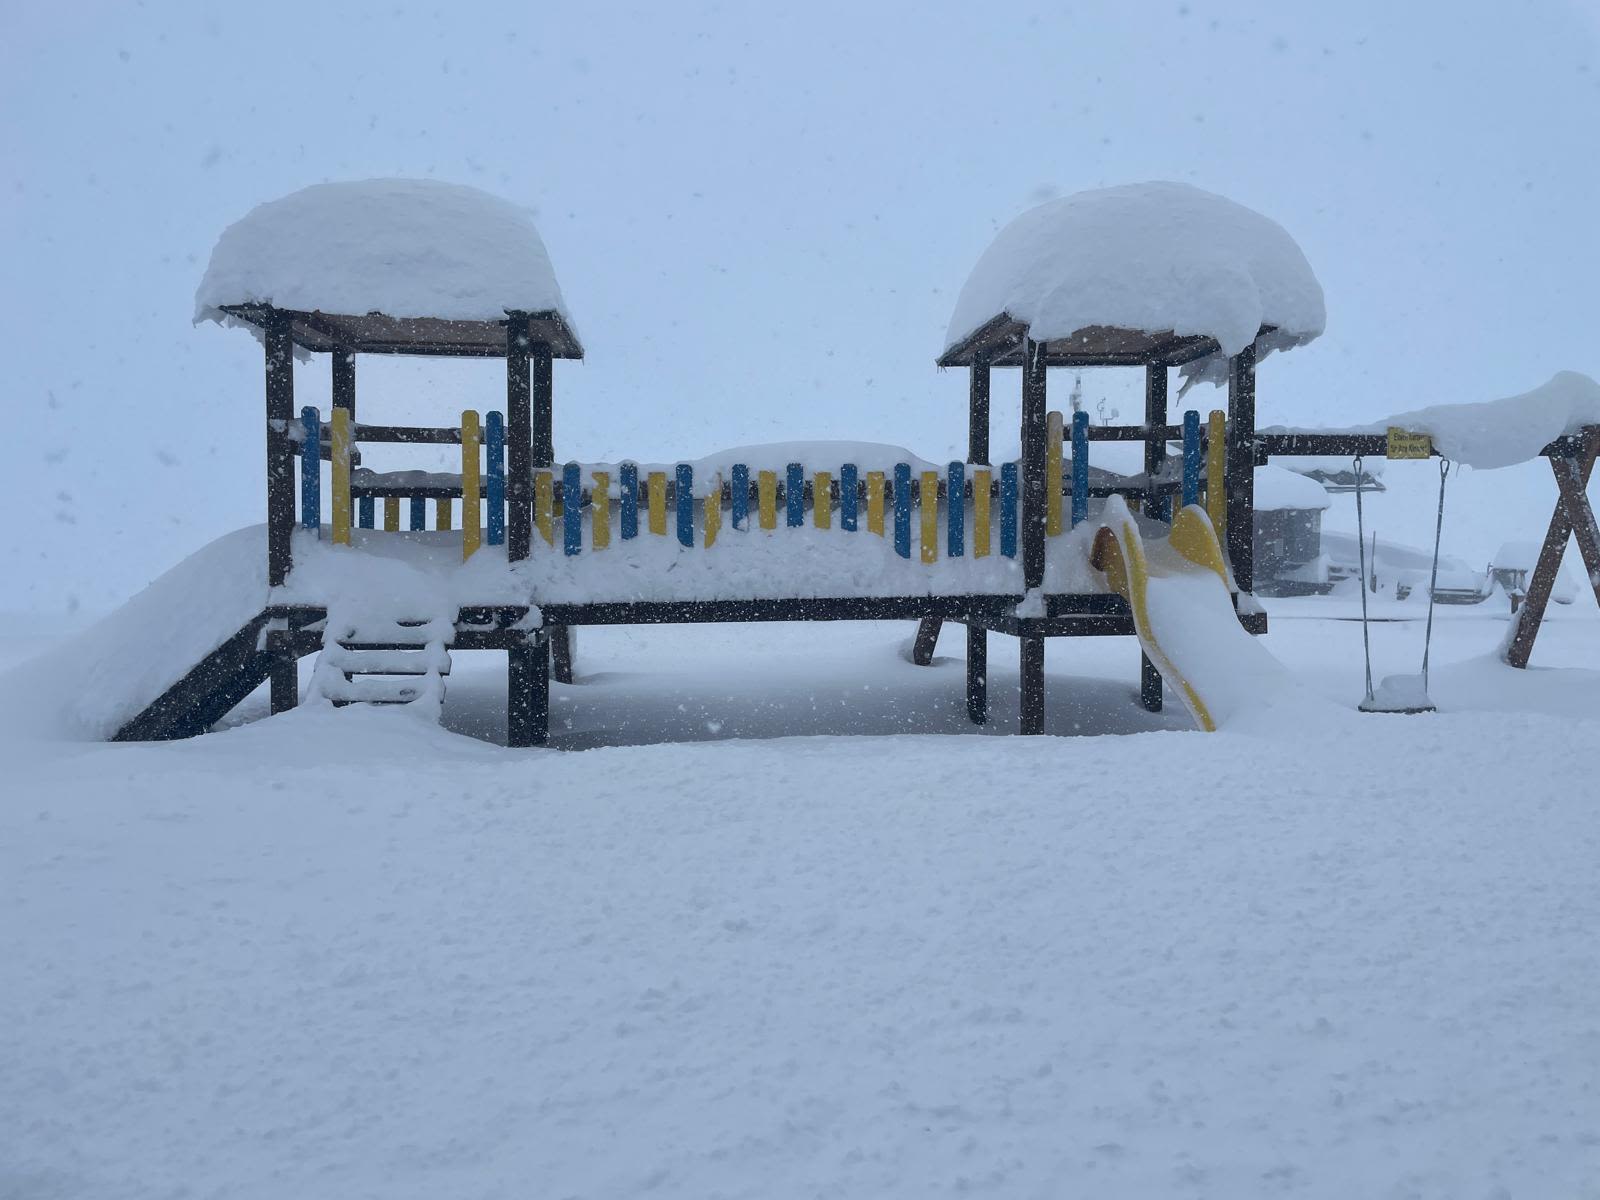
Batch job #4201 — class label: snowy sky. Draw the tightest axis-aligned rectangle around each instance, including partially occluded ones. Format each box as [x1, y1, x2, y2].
[4, 0, 1598, 612]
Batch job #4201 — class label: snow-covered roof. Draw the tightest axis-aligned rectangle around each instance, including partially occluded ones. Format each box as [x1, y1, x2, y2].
[1492, 541, 1542, 572]
[1254, 464, 1331, 512]
[1380, 372, 1600, 470]
[942, 182, 1326, 385]
[195, 178, 576, 342]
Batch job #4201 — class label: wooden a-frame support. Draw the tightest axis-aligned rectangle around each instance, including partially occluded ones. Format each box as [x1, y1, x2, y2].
[1504, 426, 1600, 668]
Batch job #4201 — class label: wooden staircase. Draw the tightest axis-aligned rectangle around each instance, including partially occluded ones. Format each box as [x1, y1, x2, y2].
[311, 612, 454, 710]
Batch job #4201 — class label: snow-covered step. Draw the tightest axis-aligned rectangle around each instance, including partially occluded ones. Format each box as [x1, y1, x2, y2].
[328, 616, 455, 645]
[318, 674, 436, 705]
[320, 645, 453, 676]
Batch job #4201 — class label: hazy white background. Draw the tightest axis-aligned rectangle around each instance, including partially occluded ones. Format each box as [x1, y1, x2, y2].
[4, 0, 1597, 613]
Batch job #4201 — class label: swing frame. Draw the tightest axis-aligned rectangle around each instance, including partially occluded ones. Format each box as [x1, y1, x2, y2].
[1503, 425, 1600, 668]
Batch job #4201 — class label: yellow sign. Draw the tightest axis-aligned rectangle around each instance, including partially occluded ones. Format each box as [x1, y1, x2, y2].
[1386, 428, 1433, 459]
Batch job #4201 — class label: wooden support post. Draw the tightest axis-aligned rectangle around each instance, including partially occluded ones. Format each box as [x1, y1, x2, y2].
[1021, 338, 1048, 591]
[1506, 430, 1600, 667]
[264, 313, 295, 588]
[969, 355, 990, 465]
[1140, 653, 1163, 712]
[1145, 363, 1169, 520]
[1020, 635, 1045, 735]
[1225, 342, 1257, 594]
[506, 315, 532, 561]
[915, 356, 985, 662]
[965, 623, 988, 725]
[507, 632, 549, 747]
[1141, 363, 1167, 712]
[269, 656, 298, 715]
[331, 349, 356, 421]
[551, 626, 575, 685]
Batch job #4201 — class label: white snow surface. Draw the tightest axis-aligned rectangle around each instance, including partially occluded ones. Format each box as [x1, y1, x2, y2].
[194, 178, 572, 327]
[1253, 464, 1331, 512]
[4, 609, 1600, 1197]
[945, 182, 1326, 385]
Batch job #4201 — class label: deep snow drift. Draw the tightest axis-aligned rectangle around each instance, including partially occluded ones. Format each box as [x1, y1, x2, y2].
[4, 608, 1599, 1199]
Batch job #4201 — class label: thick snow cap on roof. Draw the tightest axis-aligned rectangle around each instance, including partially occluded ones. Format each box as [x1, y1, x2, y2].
[1254, 464, 1331, 512]
[945, 182, 1325, 385]
[195, 178, 572, 327]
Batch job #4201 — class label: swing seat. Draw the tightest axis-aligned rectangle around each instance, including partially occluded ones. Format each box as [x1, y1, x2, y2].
[1360, 672, 1436, 715]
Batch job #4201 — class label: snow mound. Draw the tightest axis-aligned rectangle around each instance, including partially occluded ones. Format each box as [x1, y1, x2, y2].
[1382, 371, 1600, 470]
[0, 527, 270, 741]
[195, 178, 572, 326]
[945, 182, 1326, 385]
[1254, 464, 1331, 512]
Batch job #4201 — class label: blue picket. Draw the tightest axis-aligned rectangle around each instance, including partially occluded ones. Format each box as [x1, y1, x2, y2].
[563, 462, 582, 555]
[299, 406, 320, 534]
[731, 463, 750, 530]
[1000, 462, 1019, 558]
[840, 463, 858, 532]
[620, 462, 639, 539]
[1182, 409, 1201, 509]
[947, 462, 964, 557]
[676, 464, 694, 547]
[786, 462, 804, 528]
[1071, 410, 1089, 528]
[358, 495, 375, 530]
[485, 411, 505, 546]
[893, 463, 912, 558]
[409, 496, 425, 531]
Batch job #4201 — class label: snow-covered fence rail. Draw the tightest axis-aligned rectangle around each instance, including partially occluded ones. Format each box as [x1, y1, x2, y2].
[289, 402, 1227, 570]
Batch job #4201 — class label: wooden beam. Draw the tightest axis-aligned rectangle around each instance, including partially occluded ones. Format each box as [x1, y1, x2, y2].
[264, 313, 296, 591]
[1505, 430, 1600, 667]
[506, 314, 532, 561]
[1225, 342, 1257, 593]
[912, 618, 941, 665]
[966, 624, 988, 724]
[1020, 636, 1045, 734]
[331, 350, 356, 420]
[969, 356, 991, 464]
[1021, 338, 1049, 590]
[532, 342, 554, 468]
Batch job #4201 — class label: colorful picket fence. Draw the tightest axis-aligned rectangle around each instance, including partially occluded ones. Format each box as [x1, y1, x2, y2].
[296, 404, 1230, 564]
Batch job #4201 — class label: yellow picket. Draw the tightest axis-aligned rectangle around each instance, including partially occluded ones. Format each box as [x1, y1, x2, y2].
[1046, 411, 1064, 536]
[813, 471, 832, 529]
[435, 497, 451, 531]
[330, 407, 352, 546]
[920, 470, 938, 563]
[383, 497, 400, 532]
[535, 471, 554, 544]
[648, 471, 667, 535]
[460, 409, 481, 560]
[758, 470, 777, 530]
[591, 470, 611, 549]
[866, 470, 885, 535]
[704, 473, 722, 547]
[972, 468, 992, 557]
[1207, 410, 1227, 539]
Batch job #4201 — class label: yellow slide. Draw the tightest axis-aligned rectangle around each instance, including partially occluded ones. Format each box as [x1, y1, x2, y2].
[1091, 497, 1286, 731]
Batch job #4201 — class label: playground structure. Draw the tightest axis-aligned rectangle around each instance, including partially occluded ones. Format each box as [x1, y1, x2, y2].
[109, 180, 1600, 746]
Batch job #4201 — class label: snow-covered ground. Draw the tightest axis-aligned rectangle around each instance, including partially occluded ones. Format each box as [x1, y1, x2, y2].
[5, 601, 1599, 1198]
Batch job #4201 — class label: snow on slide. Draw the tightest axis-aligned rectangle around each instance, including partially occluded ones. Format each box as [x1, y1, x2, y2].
[0, 527, 271, 742]
[1093, 497, 1326, 731]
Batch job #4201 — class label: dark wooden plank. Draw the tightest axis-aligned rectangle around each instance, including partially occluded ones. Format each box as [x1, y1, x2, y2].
[1506, 432, 1599, 667]
[1140, 652, 1163, 712]
[114, 612, 277, 740]
[965, 623, 988, 725]
[911, 617, 942, 665]
[1144, 362, 1169, 519]
[506, 315, 532, 561]
[332, 350, 356, 420]
[1225, 343, 1257, 593]
[352, 424, 463, 445]
[969, 356, 991, 464]
[264, 314, 295, 588]
[1019, 636, 1045, 734]
[1021, 338, 1048, 590]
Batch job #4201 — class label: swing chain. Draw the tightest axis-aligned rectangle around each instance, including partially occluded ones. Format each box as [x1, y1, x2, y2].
[1353, 455, 1375, 703]
[1420, 457, 1452, 687]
